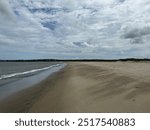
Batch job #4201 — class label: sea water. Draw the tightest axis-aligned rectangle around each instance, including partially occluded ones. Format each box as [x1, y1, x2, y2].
[0, 62, 66, 100]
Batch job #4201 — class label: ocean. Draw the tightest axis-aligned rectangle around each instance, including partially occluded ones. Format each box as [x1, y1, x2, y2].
[0, 62, 66, 100]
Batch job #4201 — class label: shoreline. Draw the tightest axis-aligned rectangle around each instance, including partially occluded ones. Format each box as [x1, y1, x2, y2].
[0, 62, 150, 112]
[0, 65, 68, 112]
[0, 63, 66, 101]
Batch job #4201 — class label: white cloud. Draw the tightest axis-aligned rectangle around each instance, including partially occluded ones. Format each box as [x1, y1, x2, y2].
[0, 0, 150, 59]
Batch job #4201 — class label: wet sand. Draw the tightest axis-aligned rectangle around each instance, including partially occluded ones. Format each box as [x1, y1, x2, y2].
[0, 62, 150, 112]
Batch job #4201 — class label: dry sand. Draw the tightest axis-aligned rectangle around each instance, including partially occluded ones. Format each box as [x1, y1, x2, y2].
[0, 62, 150, 113]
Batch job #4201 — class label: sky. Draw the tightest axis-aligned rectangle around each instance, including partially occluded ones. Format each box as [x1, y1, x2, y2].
[0, 0, 150, 59]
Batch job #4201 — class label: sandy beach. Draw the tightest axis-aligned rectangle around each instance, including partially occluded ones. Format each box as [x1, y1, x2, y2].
[0, 61, 150, 113]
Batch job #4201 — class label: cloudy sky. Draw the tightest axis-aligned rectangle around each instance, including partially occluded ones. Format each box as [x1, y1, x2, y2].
[0, 0, 150, 59]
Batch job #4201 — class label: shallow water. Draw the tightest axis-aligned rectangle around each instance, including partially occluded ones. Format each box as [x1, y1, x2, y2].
[0, 62, 66, 100]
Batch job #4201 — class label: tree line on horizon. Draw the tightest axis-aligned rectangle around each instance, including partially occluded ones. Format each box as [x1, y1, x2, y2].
[0, 58, 150, 62]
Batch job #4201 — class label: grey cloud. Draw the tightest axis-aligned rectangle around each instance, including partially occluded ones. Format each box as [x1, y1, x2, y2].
[118, 0, 126, 3]
[1, 0, 150, 59]
[130, 37, 144, 44]
[73, 42, 88, 48]
[123, 26, 150, 39]
[0, 0, 14, 19]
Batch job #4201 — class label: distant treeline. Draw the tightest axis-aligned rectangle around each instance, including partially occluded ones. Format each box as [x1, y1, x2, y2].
[0, 58, 150, 62]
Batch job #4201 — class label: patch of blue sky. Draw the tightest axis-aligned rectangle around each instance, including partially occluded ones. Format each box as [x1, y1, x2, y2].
[41, 21, 59, 31]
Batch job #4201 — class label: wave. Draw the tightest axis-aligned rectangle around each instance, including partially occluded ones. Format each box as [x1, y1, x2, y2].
[0, 64, 61, 80]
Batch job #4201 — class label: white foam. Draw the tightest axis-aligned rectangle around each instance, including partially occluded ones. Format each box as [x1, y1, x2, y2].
[0, 64, 60, 80]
